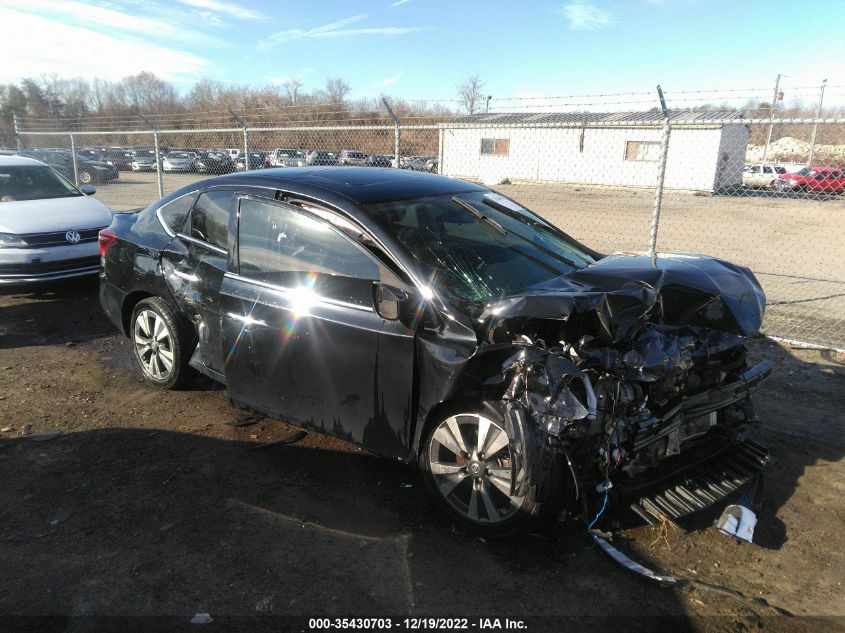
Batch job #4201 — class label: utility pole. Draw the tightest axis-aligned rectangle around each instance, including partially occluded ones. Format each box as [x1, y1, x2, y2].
[485, 95, 492, 114]
[761, 73, 783, 165]
[807, 78, 827, 166]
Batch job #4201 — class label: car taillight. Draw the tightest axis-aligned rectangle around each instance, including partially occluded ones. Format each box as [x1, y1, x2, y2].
[98, 229, 117, 256]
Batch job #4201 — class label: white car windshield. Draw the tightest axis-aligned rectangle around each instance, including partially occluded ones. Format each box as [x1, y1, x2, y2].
[0, 166, 82, 202]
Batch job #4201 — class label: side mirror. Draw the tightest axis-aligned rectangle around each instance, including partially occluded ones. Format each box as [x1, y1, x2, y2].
[80, 184, 96, 195]
[374, 283, 408, 320]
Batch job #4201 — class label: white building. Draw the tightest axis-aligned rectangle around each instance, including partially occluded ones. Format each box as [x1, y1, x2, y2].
[438, 110, 749, 191]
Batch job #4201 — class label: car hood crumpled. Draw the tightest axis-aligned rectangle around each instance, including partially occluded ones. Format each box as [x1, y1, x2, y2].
[477, 253, 766, 345]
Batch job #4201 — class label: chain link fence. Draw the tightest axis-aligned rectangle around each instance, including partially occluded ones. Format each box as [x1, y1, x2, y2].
[11, 109, 845, 351]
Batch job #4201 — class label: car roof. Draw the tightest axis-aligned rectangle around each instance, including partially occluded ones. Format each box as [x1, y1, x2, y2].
[0, 155, 46, 167]
[200, 167, 487, 204]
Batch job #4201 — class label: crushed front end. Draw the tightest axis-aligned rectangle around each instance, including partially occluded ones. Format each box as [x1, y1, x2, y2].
[472, 253, 771, 537]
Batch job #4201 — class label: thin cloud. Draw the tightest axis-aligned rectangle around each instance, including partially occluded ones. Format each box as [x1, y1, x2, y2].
[558, 2, 615, 30]
[0, 7, 208, 83]
[173, 0, 265, 21]
[4, 0, 224, 46]
[259, 14, 432, 49]
[392, 0, 411, 6]
[375, 70, 405, 88]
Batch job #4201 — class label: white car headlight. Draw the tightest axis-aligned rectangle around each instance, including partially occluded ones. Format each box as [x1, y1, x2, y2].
[0, 233, 28, 248]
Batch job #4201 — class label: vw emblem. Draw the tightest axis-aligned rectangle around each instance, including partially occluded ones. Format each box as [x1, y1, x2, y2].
[65, 230, 81, 244]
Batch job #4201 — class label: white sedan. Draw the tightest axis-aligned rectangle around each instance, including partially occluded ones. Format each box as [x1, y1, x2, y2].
[0, 155, 115, 283]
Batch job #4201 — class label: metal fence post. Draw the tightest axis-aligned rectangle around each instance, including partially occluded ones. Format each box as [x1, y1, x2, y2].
[140, 115, 164, 199]
[808, 79, 827, 166]
[229, 109, 249, 170]
[68, 130, 79, 186]
[649, 85, 672, 266]
[12, 113, 22, 153]
[382, 98, 401, 167]
[761, 73, 782, 166]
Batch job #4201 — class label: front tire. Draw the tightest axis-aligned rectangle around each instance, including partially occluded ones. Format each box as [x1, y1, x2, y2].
[130, 297, 196, 389]
[421, 405, 550, 535]
[78, 170, 93, 184]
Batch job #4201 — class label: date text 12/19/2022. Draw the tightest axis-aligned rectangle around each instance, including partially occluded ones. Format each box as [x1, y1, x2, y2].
[307, 618, 528, 630]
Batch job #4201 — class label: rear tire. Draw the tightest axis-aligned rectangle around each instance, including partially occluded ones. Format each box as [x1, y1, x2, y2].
[420, 403, 557, 535]
[130, 297, 196, 389]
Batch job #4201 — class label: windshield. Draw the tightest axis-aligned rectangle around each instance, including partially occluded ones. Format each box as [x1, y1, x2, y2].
[167, 152, 191, 159]
[134, 150, 155, 158]
[277, 149, 304, 157]
[796, 167, 813, 176]
[0, 165, 82, 202]
[366, 192, 595, 303]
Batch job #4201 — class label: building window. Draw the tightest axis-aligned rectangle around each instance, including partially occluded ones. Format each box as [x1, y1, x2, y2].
[481, 138, 510, 156]
[625, 141, 661, 162]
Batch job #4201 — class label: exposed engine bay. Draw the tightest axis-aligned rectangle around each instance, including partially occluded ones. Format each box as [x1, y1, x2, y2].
[467, 252, 772, 528]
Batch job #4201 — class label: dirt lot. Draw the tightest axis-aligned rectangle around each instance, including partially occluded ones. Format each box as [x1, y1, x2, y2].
[0, 278, 843, 631]
[90, 171, 845, 350]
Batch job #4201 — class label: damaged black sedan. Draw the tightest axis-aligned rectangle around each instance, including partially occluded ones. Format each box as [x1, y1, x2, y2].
[99, 168, 771, 535]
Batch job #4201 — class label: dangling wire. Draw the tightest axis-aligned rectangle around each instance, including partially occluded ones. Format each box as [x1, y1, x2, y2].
[587, 490, 609, 530]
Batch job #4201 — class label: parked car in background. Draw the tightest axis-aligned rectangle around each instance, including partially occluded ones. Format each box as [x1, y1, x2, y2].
[163, 151, 197, 173]
[777, 162, 807, 174]
[77, 148, 106, 162]
[193, 151, 235, 175]
[338, 150, 367, 166]
[99, 167, 770, 535]
[742, 164, 787, 189]
[22, 149, 119, 184]
[226, 149, 241, 162]
[403, 157, 430, 171]
[425, 158, 439, 173]
[0, 155, 114, 283]
[269, 148, 306, 167]
[236, 151, 270, 171]
[365, 154, 393, 168]
[130, 149, 161, 172]
[99, 149, 135, 171]
[305, 150, 339, 166]
[775, 166, 845, 194]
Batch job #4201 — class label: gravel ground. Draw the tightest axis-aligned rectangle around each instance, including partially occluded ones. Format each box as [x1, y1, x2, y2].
[0, 278, 843, 632]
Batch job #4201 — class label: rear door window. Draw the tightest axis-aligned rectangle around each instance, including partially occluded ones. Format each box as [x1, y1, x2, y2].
[158, 194, 195, 234]
[189, 190, 233, 249]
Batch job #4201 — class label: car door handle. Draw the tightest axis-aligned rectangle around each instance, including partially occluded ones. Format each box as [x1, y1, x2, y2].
[227, 312, 268, 327]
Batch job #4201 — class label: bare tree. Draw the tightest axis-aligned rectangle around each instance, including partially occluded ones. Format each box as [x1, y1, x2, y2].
[322, 76, 351, 104]
[456, 74, 486, 115]
[282, 78, 303, 105]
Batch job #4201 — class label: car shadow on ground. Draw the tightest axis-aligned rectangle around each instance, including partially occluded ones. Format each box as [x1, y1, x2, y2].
[0, 426, 701, 626]
[0, 277, 114, 350]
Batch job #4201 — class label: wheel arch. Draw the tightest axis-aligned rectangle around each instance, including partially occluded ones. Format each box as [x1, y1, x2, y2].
[121, 290, 155, 335]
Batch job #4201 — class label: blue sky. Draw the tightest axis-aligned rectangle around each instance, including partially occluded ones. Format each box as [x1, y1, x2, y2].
[3, 0, 844, 107]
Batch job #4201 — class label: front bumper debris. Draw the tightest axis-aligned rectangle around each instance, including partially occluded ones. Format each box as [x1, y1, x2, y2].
[590, 530, 683, 587]
[715, 473, 762, 543]
[624, 438, 769, 526]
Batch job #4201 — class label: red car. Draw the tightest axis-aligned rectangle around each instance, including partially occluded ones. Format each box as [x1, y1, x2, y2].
[776, 166, 845, 194]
